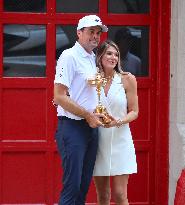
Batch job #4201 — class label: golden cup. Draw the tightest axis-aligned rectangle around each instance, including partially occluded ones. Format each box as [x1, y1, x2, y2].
[87, 72, 112, 124]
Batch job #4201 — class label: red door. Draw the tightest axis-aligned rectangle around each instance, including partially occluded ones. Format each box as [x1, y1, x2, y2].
[0, 0, 170, 204]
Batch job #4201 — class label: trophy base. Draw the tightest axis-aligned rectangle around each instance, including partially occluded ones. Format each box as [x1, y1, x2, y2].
[95, 106, 112, 124]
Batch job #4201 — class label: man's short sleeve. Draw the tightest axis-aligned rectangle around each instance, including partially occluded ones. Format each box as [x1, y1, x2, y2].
[54, 51, 76, 88]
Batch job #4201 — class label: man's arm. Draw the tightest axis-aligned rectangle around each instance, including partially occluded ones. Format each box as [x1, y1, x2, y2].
[54, 83, 104, 128]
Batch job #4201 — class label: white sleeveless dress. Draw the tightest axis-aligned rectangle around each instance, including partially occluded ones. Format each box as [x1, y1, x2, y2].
[93, 73, 137, 176]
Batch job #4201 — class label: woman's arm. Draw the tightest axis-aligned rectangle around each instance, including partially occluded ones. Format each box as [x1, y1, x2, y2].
[117, 73, 139, 126]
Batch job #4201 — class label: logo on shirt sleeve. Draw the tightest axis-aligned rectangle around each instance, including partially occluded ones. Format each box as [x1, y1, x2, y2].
[59, 67, 64, 77]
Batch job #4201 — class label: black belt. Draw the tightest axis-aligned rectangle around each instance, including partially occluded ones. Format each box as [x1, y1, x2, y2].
[58, 116, 71, 120]
[58, 116, 85, 121]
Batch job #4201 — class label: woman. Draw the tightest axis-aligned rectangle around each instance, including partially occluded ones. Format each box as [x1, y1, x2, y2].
[93, 40, 139, 205]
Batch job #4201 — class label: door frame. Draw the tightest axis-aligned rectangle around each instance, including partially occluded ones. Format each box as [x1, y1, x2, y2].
[155, 0, 171, 204]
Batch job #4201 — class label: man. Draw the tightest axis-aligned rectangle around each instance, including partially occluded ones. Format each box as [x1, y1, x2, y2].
[114, 27, 142, 76]
[54, 15, 108, 205]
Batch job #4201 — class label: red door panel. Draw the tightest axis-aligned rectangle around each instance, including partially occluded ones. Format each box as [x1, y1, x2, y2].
[2, 88, 47, 140]
[2, 152, 46, 203]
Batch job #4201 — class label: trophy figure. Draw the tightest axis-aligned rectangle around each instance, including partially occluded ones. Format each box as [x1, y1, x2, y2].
[88, 71, 112, 124]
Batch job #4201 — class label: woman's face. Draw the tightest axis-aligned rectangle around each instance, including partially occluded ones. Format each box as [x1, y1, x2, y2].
[101, 45, 119, 72]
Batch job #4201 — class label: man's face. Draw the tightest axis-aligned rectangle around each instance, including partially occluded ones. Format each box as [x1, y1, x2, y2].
[77, 26, 102, 53]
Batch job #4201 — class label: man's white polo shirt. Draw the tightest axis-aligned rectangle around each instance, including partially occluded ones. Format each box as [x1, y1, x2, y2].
[54, 41, 98, 120]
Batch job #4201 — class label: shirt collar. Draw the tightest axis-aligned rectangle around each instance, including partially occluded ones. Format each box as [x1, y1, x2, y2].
[75, 41, 95, 58]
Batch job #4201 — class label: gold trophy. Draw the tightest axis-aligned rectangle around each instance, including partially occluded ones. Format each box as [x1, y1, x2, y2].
[88, 71, 112, 124]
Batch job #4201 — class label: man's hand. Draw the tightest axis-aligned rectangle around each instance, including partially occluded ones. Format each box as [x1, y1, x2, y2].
[85, 112, 105, 128]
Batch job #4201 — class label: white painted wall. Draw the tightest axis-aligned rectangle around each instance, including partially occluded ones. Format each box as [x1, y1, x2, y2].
[169, 0, 185, 204]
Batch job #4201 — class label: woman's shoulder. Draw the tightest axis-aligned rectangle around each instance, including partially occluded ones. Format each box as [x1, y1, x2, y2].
[120, 72, 137, 91]
[121, 72, 136, 83]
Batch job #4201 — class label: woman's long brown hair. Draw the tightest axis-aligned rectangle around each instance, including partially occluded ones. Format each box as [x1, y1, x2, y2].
[96, 39, 123, 74]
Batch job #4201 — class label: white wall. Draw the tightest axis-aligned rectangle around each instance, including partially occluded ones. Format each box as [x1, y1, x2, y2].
[169, 0, 185, 204]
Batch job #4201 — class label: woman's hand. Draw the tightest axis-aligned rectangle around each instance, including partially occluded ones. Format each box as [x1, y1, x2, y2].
[103, 117, 125, 128]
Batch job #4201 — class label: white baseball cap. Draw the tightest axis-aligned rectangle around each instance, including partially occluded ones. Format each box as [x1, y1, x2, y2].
[77, 15, 108, 32]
